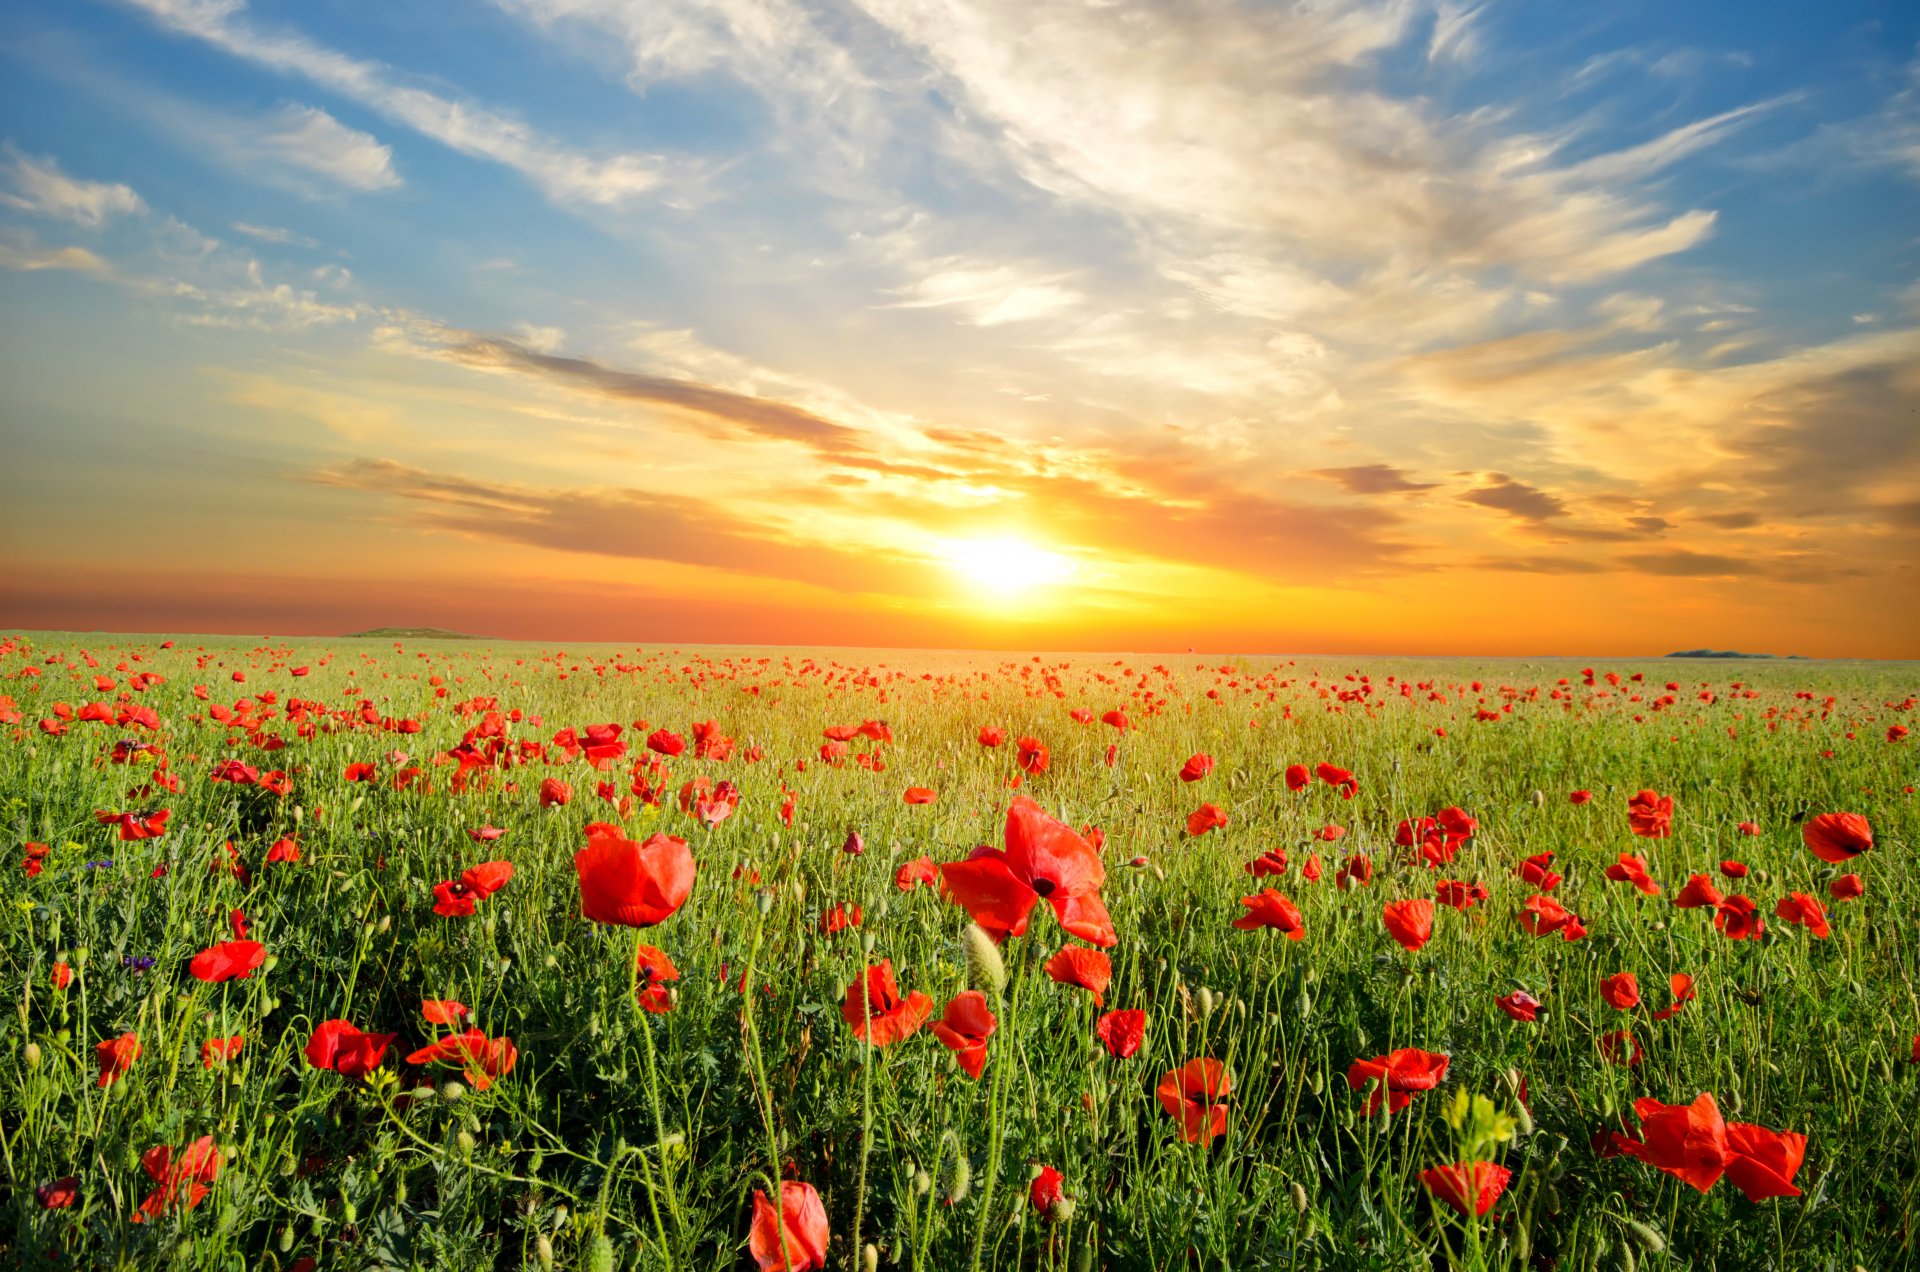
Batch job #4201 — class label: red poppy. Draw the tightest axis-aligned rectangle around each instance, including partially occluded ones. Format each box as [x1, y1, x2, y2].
[1599, 972, 1640, 1010]
[264, 837, 301, 865]
[1284, 763, 1311, 792]
[930, 990, 996, 1078]
[574, 824, 695, 928]
[189, 939, 266, 983]
[841, 959, 932, 1046]
[1315, 763, 1358, 798]
[1802, 812, 1872, 864]
[1157, 1058, 1231, 1144]
[1301, 854, 1323, 883]
[96, 808, 170, 840]
[1736, 821, 1761, 836]
[1435, 879, 1489, 911]
[131, 1135, 222, 1222]
[1044, 946, 1112, 1006]
[1096, 1008, 1146, 1058]
[1382, 899, 1434, 952]
[1724, 1122, 1807, 1201]
[1015, 736, 1050, 774]
[1829, 873, 1865, 901]
[819, 903, 862, 934]
[1233, 888, 1305, 939]
[1714, 894, 1765, 940]
[303, 1020, 394, 1080]
[1518, 894, 1584, 941]
[1570, 789, 1593, 804]
[468, 825, 506, 842]
[1029, 1164, 1064, 1214]
[406, 1028, 519, 1091]
[344, 762, 377, 782]
[1627, 789, 1674, 838]
[1179, 753, 1215, 782]
[1651, 972, 1695, 1021]
[1186, 803, 1228, 836]
[1672, 874, 1724, 909]
[977, 726, 1007, 747]
[538, 778, 572, 808]
[646, 728, 686, 757]
[96, 1031, 141, 1087]
[939, 796, 1116, 947]
[1100, 709, 1129, 730]
[1335, 853, 1373, 890]
[903, 786, 937, 804]
[37, 1177, 79, 1210]
[749, 1181, 830, 1272]
[1774, 892, 1831, 938]
[895, 856, 938, 891]
[201, 1035, 244, 1068]
[1599, 1029, 1643, 1067]
[1495, 990, 1541, 1023]
[421, 999, 468, 1024]
[635, 944, 680, 1012]
[1618, 1093, 1728, 1192]
[434, 880, 481, 918]
[461, 860, 514, 897]
[51, 961, 72, 991]
[1516, 852, 1561, 891]
[1604, 853, 1660, 896]
[1419, 1161, 1511, 1217]
[1245, 849, 1288, 877]
[1346, 1049, 1449, 1114]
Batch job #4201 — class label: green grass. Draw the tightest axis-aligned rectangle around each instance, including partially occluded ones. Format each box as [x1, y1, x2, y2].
[2, 633, 1914, 1270]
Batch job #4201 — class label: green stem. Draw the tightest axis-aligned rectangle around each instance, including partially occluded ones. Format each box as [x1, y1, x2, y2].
[632, 928, 683, 1269]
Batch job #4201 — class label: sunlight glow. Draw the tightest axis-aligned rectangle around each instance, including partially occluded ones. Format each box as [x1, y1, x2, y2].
[941, 536, 1075, 596]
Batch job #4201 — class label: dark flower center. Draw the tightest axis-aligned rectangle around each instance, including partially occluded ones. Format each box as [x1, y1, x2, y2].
[1032, 877, 1056, 897]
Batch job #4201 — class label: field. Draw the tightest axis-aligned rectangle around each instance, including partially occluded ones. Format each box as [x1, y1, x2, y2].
[3, 634, 1915, 1271]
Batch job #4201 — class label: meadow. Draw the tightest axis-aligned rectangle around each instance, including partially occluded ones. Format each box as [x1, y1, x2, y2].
[2, 633, 1914, 1271]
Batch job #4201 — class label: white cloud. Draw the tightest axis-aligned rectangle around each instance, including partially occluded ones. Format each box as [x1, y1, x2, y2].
[513, 322, 567, 352]
[884, 263, 1083, 325]
[231, 221, 320, 247]
[256, 104, 400, 192]
[0, 144, 146, 226]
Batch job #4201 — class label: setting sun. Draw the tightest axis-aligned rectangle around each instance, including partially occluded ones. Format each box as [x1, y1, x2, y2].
[941, 536, 1074, 597]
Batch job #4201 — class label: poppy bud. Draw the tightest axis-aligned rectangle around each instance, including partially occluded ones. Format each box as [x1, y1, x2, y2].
[24, 1041, 40, 1069]
[1196, 987, 1216, 1018]
[1290, 1181, 1309, 1214]
[1048, 1197, 1076, 1223]
[861, 932, 876, 955]
[279, 1224, 295, 1252]
[534, 1234, 554, 1270]
[457, 1130, 477, 1153]
[913, 1166, 931, 1195]
[442, 1081, 467, 1101]
[378, 915, 391, 934]
[755, 889, 774, 915]
[962, 923, 1006, 997]
[1529, 790, 1545, 807]
[73, 946, 89, 968]
[340, 1189, 358, 1225]
[864, 1244, 880, 1272]
[940, 1132, 972, 1205]
[1626, 1220, 1666, 1253]
[394, 1176, 407, 1206]
[586, 1233, 615, 1272]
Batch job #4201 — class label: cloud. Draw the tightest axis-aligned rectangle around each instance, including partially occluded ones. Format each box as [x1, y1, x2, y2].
[122, 0, 674, 206]
[0, 145, 145, 226]
[1310, 463, 1437, 495]
[1474, 554, 1610, 574]
[253, 104, 400, 191]
[1459, 472, 1568, 522]
[885, 263, 1083, 326]
[0, 240, 114, 275]
[231, 221, 320, 247]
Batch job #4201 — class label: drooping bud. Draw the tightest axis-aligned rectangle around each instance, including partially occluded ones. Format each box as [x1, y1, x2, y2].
[843, 830, 865, 856]
[961, 924, 1007, 997]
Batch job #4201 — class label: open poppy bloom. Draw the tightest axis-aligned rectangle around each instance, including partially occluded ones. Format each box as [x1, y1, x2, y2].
[1516, 852, 1562, 891]
[1179, 753, 1215, 782]
[96, 1031, 142, 1087]
[1651, 973, 1696, 1021]
[1157, 1058, 1231, 1144]
[1599, 1029, 1643, 1067]
[903, 786, 937, 804]
[1315, 763, 1358, 798]
[1627, 789, 1674, 838]
[1672, 874, 1725, 909]
[1346, 1049, 1449, 1114]
[749, 1180, 830, 1271]
[1774, 892, 1830, 938]
[1435, 880, 1489, 911]
[1015, 736, 1050, 773]
[1604, 853, 1661, 895]
[977, 726, 1006, 747]
[1618, 1091, 1806, 1201]
[1714, 894, 1765, 940]
[1518, 894, 1585, 941]
[1419, 1161, 1511, 1217]
[1599, 972, 1640, 1010]
[421, 999, 468, 1024]
[1233, 888, 1305, 938]
[201, 1035, 244, 1068]
[1245, 849, 1288, 877]
[1335, 853, 1373, 889]
[1382, 899, 1434, 952]
[930, 990, 996, 1078]
[406, 1028, 518, 1091]
[634, 945, 680, 1012]
[940, 796, 1116, 947]
[1802, 812, 1872, 864]
[1284, 763, 1311, 791]
[188, 939, 267, 983]
[894, 856, 938, 891]
[1096, 1008, 1146, 1058]
[1495, 990, 1541, 1023]
[1044, 946, 1112, 1005]
[96, 808, 170, 841]
[36, 1177, 79, 1210]
[841, 959, 932, 1046]
[1029, 1164, 1065, 1214]
[575, 824, 695, 927]
[1829, 873, 1865, 901]
[131, 1136, 222, 1222]
[1186, 803, 1228, 836]
[304, 1020, 395, 1080]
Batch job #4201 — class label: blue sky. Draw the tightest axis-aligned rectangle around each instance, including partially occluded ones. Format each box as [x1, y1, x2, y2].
[2, 1, 1917, 654]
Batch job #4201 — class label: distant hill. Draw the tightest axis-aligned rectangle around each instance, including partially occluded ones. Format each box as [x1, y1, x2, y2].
[345, 627, 481, 640]
[1666, 649, 1806, 659]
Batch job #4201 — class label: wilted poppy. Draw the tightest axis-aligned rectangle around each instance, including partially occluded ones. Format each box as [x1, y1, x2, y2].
[749, 1180, 830, 1272]
[1044, 946, 1112, 1005]
[575, 824, 695, 928]
[1382, 899, 1434, 952]
[1096, 1008, 1146, 1058]
[1233, 889, 1305, 939]
[939, 796, 1116, 947]
[930, 990, 996, 1078]
[1157, 1058, 1231, 1144]
[1419, 1161, 1511, 1217]
[1346, 1049, 1449, 1114]
[189, 939, 266, 983]
[304, 1020, 394, 1080]
[1802, 813, 1872, 864]
[841, 959, 932, 1046]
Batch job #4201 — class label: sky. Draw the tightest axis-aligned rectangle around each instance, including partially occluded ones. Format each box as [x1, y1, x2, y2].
[2, 0, 1918, 657]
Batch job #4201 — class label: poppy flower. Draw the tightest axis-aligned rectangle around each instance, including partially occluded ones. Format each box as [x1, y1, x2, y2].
[1335, 853, 1373, 890]
[1519, 894, 1583, 940]
[406, 1028, 519, 1091]
[1672, 874, 1724, 909]
[1284, 763, 1311, 792]
[468, 825, 506, 842]
[96, 808, 170, 840]
[51, 961, 72, 991]
[1516, 852, 1561, 891]
[538, 778, 572, 808]
[977, 726, 1006, 748]
[895, 856, 938, 891]
[1714, 894, 1765, 940]
[1599, 1030, 1643, 1067]
[819, 903, 862, 935]
[1829, 873, 1865, 901]
[1157, 1058, 1231, 1144]
[1802, 813, 1872, 864]
[1382, 899, 1434, 952]
[1015, 736, 1050, 774]
[1419, 1161, 1512, 1217]
[1724, 1122, 1807, 1201]
[1030, 1164, 1065, 1214]
[1346, 1049, 1449, 1114]
[1100, 710, 1129, 730]
[1096, 1008, 1146, 1058]
[1495, 990, 1541, 1023]
[1186, 803, 1228, 836]
[1720, 859, 1749, 879]
[841, 959, 932, 1046]
[1301, 854, 1323, 883]
[264, 837, 301, 865]
[1599, 972, 1640, 1010]
[1651, 973, 1695, 1021]
[131, 1136, 222, 1222]
[645, 728, 685, 757]
[189, 939, 267, 983]
[1736, 821, 1761, 836]
[1245, 849, 1288, 877]
[1570, 789, 1593, 804]
[1618, 1093, 1728, 1192]
[930, 990, 996, 1078]
[1774, 892, 1831, 938]
[1315, 763, 1358, 799]
[1179, 753, 1215, 782]
[36, 1177, 79, 1210]
[1435, 879, 1488, 911]
[1604, 853, 1660, 896]
[748, 1181, 830, 1272]
[634, 945, 680, 1012]
[304, 1020, 394, 1079]
[421, 999, 468, 1025]
[344, 762, 377, 782]
[1044, 946, 1112, 1006]
[201, 1035, 244, 1068]
[1232, 888, 1305, 939]
[939, 796, 1116, 947]
[96, 1031, 141, 1087]
[1315, 824, 1346, 842]
[903, 786, 937, 804]
[1627, 790, 1674, 839]
[574, 824, 695, 928]
[434, 880, 481, 917]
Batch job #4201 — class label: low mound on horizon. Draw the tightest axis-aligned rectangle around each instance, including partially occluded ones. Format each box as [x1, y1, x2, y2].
[343, 626, 481, 640]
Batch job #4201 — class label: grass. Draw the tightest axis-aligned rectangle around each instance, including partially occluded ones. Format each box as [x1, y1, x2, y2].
[2, 633, 1914, 1270]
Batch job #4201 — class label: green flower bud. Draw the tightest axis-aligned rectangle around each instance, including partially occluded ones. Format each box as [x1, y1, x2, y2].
[961, 924, 1006, 997]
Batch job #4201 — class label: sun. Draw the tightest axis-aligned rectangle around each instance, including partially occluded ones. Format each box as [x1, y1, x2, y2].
[941, 536, 1074, 596]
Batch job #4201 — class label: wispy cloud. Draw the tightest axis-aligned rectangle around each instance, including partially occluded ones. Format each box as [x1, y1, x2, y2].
[230, 221, 320, 248]
[0, 144, 145, 225]
[251, 103, 400, 192]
